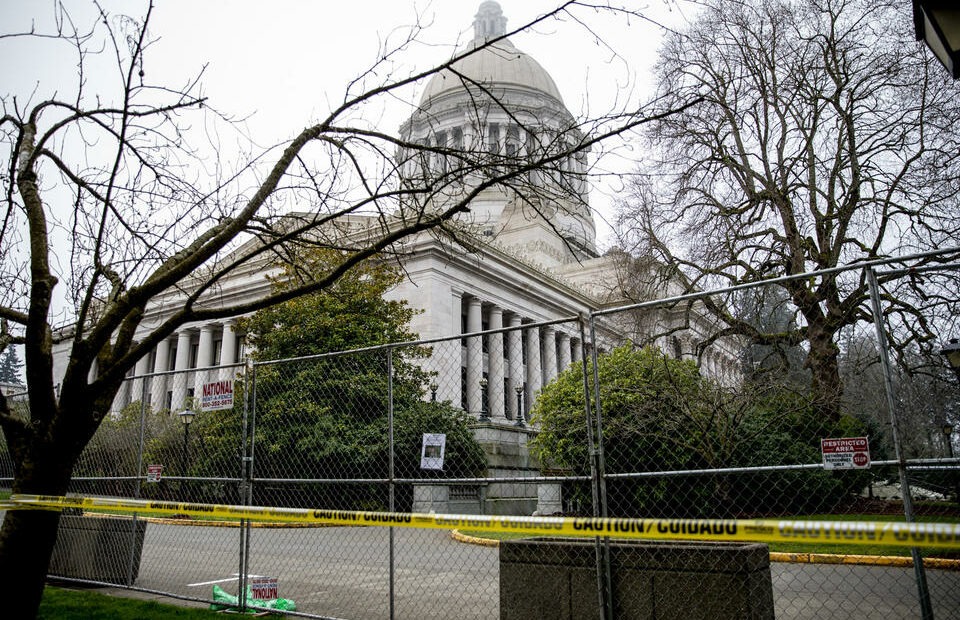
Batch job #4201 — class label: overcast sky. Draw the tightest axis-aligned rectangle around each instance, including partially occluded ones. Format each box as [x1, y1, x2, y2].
[2, 0, 697, 243]
[0, 0, 701, 380]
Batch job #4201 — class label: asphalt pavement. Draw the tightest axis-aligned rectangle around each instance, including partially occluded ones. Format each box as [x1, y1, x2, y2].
[103, 521, 960, 619]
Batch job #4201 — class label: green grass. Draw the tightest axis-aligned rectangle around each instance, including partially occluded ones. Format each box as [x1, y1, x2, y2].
[39, 586, 222, 619]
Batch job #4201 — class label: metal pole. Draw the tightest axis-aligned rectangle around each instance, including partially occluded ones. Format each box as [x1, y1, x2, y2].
[587, 314, 614, 620]
[387, 348, 396, 620]
[127, 375, 150, 586]
[238, 359, 256, 613]
[183, 423, 189, 476]
[867, 267, 934, 619]
[578, 318, 611, 620]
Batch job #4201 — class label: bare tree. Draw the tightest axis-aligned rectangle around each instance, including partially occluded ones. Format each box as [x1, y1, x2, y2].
[619, 0, 960, 420]
[0, 1, 694, 613]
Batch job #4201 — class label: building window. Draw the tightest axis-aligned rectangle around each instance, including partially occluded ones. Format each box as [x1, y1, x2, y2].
[487, 123, 500, 153]
[189, 343, 199, 369]
[481, 372, 489, 414]
[213, 339, 223, 366]
[506, 125, 520, 157]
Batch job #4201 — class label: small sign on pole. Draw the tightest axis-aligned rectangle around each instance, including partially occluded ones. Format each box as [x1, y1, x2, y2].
[420, 433, 447, 470]
[146, 464, 163, 483]
[200, 379, 234, 411]
[251, 576, 279, 600]
[821, 436, 871, 470]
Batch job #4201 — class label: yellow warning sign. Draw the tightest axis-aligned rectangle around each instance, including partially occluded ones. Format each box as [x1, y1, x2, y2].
[8, 494, 960, 549]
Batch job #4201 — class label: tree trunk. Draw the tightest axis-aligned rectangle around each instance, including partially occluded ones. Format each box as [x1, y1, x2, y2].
[0, 441, 75, 618]
[805, 322, 843, 422]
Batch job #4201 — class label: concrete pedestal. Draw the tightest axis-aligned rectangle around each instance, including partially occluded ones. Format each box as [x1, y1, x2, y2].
[49, 515, 148, 585]
[472, 422, 539, 515]
[500, 538, 774, 620]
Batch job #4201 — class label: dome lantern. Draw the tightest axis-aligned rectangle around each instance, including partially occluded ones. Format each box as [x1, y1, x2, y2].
[473, 1, 507, 42]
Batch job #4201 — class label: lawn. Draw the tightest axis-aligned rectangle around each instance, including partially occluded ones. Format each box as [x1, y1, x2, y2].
[39, 586, 220, 619]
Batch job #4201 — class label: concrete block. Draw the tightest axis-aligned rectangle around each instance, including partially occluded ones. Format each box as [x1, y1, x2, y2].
[500, 538, 773, 620]
[49, 515, 148, 585]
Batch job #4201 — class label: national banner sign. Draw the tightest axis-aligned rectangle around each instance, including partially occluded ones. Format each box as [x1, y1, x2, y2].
[201, 380, 234, 411]
[251, 577, 279, 600]
[821, 436, 871, 470]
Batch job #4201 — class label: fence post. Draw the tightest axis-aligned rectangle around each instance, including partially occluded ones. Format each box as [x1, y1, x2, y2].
[238, 359, 256, 613]
[580, 316, 612, 620]
[126, 375, 150, 586]
[866, 267, 934, 620]
[387, 347, 396, 620]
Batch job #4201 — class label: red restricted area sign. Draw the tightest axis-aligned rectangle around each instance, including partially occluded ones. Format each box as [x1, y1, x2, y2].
[821, 436, 871, 470]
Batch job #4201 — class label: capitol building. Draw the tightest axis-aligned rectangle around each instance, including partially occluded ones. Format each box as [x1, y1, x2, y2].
[53, 1, 741, 513]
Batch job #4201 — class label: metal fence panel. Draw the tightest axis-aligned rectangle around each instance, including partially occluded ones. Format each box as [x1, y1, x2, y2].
[1, 262, 958, 619]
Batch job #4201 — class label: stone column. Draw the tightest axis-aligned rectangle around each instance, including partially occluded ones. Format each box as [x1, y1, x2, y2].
[542, 326, 558, 384]
[150, 338, 171, 410]
[466, 296, 483, 417]
[508, 314, 523, 421]
[194, 324, 215, 403]
[525, 325, 542, 417]
[198, 325, 215, 368]
[488, 306, 505, 421]
[558, 332, 572, 373]
[436, 290, 463, 406]
[219, 320, 238, 381]
[171, 329, 193, 411]
[130, 353, 151, 405]
[571, 337, 583, 363]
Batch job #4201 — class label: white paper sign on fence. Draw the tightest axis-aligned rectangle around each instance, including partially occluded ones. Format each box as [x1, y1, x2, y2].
[420, 433, 447, 470]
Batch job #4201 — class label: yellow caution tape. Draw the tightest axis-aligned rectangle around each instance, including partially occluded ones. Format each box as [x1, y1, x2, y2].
[9, 494, 960, 549]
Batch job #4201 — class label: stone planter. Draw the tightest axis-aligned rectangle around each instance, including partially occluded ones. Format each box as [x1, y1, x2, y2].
[49, 514, 148, 585]
[500, 537, 774, 620]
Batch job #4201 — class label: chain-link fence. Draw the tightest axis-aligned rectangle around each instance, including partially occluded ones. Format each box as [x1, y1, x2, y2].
[1, 259, 959, 619]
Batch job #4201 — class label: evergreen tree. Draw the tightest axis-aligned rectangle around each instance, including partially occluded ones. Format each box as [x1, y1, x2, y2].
[0, 348, 24, 385]
[193, 249, 487, 510]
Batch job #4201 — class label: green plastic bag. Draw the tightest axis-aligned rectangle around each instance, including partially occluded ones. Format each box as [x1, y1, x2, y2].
[210, 583, 297, 613]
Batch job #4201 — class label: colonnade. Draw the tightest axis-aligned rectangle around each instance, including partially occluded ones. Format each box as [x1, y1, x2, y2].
[116, 320, 241, 413]
[448, 292, 584, 424]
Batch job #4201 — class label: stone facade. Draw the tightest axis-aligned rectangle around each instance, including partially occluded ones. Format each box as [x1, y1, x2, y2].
[52, 2, 742, 515]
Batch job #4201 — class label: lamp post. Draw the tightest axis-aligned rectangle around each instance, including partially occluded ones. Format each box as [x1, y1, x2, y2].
[479, 377, 489, 421]
[941, 338, 960, 382]
[514, 384, 525, 427]
[944, 422, 956, 459]
[944, 421, 957, 502]
[430, 382, 438, 402]
[913, 1, 960, 80]
[179, 409, 195, 475]
[941, 339, 960, 503]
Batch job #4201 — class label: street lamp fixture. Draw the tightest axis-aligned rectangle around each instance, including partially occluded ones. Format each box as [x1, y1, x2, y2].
[514, 384, 525, 427]
[913, 1, 960, 79]
[943, 421, 958, 502]
[478, 377, 489, 421]
[943, 422, 955, 457]
[941, 338, 960, 381]
[429, 382, 438, 402]
[178, 409, 195, 476]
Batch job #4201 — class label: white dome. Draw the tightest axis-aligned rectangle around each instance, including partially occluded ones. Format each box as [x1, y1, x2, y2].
[419, 38, 564, 106]
[400, 2, 597, 264]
